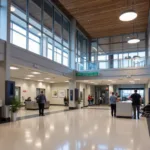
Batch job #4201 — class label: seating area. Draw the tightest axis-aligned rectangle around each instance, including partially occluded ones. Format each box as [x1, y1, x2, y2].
[25, 101, 50, 110]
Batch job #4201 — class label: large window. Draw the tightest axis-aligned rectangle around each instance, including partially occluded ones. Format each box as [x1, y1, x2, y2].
[90, 33, 146, 69]
[54, 42, 62, 64]
[76, 30, 88, 71]
[10, 0, 70, 67]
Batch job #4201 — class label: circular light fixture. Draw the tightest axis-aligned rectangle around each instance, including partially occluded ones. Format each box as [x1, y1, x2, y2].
[10, 6, 15, 12]
[128, 38, 140, 44]
[119, 10, 137, 21]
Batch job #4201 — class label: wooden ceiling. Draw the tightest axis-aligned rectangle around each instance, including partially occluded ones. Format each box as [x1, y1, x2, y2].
[57, 0, 150, 38]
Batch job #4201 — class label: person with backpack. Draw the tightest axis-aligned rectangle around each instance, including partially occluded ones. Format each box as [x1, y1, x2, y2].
[36, 91, 47, 116]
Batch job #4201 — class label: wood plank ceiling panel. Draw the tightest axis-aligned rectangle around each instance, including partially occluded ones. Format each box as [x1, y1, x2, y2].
[58, 0, 150, 38]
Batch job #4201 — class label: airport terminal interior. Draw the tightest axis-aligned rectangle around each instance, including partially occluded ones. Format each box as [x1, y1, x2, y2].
[0, 0, 150, 149]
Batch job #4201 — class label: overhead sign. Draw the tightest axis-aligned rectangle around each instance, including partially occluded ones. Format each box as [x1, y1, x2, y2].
[76, 72, 99, 77]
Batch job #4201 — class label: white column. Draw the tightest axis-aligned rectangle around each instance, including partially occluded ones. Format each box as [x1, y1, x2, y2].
[109, 85, 114, 104]
[0, 43, 11, 119]
[109, 85, 114, 97]
[70, 19, 76, 69]
[69, 80, 77, 108]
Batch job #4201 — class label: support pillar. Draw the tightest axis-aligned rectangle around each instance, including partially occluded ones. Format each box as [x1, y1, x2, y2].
[109, 85, 114, 104]
[69, 80, 77, 108]
[0, 43, 11, 119]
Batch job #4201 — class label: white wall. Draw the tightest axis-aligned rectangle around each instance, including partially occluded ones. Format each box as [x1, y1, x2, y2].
[50, 83, 69, 105]
[12, 78, 51, 103]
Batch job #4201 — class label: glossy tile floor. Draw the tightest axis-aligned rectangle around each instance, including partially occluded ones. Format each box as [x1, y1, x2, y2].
[18, 106, 68, 118]
[0, 108, 150, 150]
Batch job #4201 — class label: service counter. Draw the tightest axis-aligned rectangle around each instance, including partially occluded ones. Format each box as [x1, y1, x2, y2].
[116, 100, 132, 118]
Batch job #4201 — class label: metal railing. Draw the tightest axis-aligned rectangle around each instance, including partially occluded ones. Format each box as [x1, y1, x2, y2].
[76, 57, 146, 71]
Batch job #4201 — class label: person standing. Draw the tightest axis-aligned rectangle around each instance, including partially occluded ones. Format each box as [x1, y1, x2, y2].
[36, 91, 47, 116]
[130, 89, 141, 119]
[88, 95, 91, 105]
[110, 92, 117, 117]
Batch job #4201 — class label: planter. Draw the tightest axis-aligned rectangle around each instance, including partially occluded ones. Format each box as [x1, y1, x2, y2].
[11, 112, 17, 122]
[77, 103, 82, 109]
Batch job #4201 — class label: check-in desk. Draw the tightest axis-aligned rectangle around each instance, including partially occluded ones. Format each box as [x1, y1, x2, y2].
[116, 100, 132, 118]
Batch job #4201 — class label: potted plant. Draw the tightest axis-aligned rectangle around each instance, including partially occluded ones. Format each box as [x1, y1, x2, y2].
[10, 98, 21, 121]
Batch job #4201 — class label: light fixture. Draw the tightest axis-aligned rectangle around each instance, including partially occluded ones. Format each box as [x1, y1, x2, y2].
[45, 78, 50, 80]
[129, 81, 135, 84]
[119, 10, 137, 22]
[38, 33, 41, 36]
[10, 66, 19, 70]
[10, 6, 15, 12]
[65, 81, 69, 82]
[28, 25, 32, 29]
[134, 78, 140, 81]
[25, 78, 30, 80]
[27, 75, 34, 77]
[32, 72, 40, 74]
[108, 80, 113, 82]
[128, 38, 140, 44]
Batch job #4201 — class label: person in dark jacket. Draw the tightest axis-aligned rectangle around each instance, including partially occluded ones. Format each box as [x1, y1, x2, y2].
[36, 91, 47, 116]
[130, 89, 142, 119]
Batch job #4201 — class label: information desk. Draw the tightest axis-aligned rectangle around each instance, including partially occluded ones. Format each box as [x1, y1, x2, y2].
[116, 101, 132, 118]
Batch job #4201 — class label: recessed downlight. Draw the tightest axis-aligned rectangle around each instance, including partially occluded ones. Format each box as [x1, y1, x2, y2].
[32, 72, 40, 75]
[108, 80, 113, 82]
[134, 79, 140, 81]
[10, 66, 19, 70]
[27, 75, 34, 77]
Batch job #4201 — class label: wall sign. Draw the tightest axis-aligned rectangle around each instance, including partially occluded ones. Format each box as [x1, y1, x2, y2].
[76, 72, 99, 77]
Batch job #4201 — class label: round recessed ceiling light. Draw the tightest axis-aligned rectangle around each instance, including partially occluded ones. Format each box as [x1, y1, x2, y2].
[27, 75, 34, 77]
[119, 10, 137, 22]
[10, 66, 19, 70]
[128, 38, 140, 44]
[32, 72, 40, 75]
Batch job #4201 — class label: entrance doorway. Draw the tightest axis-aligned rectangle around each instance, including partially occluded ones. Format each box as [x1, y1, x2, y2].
[95, 86, 109, 105]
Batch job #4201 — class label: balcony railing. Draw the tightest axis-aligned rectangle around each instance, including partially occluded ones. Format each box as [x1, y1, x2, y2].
[76, 57, 146, 71]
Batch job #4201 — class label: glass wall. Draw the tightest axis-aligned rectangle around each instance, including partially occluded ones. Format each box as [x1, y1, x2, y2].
[90, 33, 146, 69]
[75, 30, 88, 71]
[10, 0, 70, 67]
